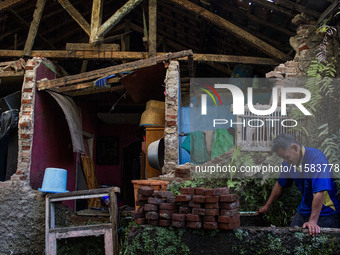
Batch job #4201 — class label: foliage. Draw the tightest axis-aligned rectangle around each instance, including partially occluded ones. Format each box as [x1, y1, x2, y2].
[120, 225, 189, 255]
[319, 125, 340, 165]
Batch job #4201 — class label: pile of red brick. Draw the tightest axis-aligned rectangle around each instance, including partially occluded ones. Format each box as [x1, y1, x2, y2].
[134, 186, 240, 230]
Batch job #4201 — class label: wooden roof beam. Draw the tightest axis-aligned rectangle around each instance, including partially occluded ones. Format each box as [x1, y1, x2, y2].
[36, 50, 193, 90]
[168, 0, 290, 60]
[317, 0, 340, 25]
[272, 0, 321, 19]
[57, 0, 91, 36]
[23, 0, 46, 57]
[90, 0, 103, 43]
[97, 0, 143, 39]
[0, 0, 27, 11]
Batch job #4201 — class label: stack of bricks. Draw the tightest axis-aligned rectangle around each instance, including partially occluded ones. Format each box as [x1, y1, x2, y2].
[134, 186, 240, 230]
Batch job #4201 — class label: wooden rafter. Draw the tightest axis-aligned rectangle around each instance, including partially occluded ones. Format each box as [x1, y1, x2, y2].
[168, 0, 290, 60]
[148, 0, 157, 57]
[23, 0, 46, 56]
[273, 0, 321, 18]
[317, 0, 340, 25]
[90, 0, 103, 43]
[65, 43, 120, 51]
[97, 0, 143, 38]
[36, 50, 193, 90]
[0, 0, 27, 11]
[65, 85, 124, 97]
[57, 0, 91, 36]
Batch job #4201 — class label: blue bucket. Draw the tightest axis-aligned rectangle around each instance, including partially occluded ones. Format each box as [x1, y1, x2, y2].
[39, 168, 69, 193]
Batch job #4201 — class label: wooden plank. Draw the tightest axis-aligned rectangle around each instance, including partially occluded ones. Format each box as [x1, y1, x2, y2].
[37, 50, 193, 89]
[168, 0, 290, 60]
[23, 0, 46, 56]
[0, 0, 26, 11]
[48, 232, 57, 255]
[90, 0, 104, 43]
[66, 43, 120, 51]
[0, 70, 24, 77]
[57, 0, 91, 36]
[110, 190, 118, 255]
[148, 0, 157, 57]
[45, 197, 50, 255]
[51, 81, 94, 93]
[50, 223, 112, 233]
[50, 203, 55, 229]
[48, 187, 120, 199]
[50, 193, 110, 202]
[193, 54, 280, 65]
[104, 229, 114, 255]
[55, 228, 108, 239]
[65, 85, 124, 97]
[317, 0, 339, 25]
[97, 0, 143, 38]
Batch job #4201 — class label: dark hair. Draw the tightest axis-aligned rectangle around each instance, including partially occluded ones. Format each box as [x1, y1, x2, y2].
[272, 134, 298, 153]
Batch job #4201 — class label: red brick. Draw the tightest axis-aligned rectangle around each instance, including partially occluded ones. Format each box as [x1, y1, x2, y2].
[16, 170, 24, 175]
[22, 146, 30, 151]
[167, 197, 176, 203]
[134, 212, 145, 219]
[203, 216, 216, 222]
[136, 200, 147, 206]
[218, 221, 240, 230]
[25, 77, 33, 82]
[230, 214, 240, 223]
[172, 221, 186, 228]
[148, 197, 163, 204]
[192, 195, 206, 203]
[206, 196, 219, 203]
[147, 219, 159, 226]
[220, 209, 239, 216]
[159, 219, 171, 227]
[189, 201, 201, 208]
[192, 208, 205, 216]
[219, 194, 238, 202]
[22, 111, 31, 116]
[215, 187, 229, 195]
[195, 188, 208, 195]
[187, 221, 202, 229]
[25, 65, 34, 70]
[137, 206, 144, 213]
[23, 88, 33, 93]
[21, 134, 30, 139]
[186, 214, 201, 222]
[137, 193, 149, 201]
[20, 122, 30, 128]
[219, 201, 239, 210]
[134, 218, 146, 225]
[159, 203, 176, 210]
[144, 204, 158, 212]
[205, 209, 219, 216]
[205, 189, 217, 196]
[19, 175, 27, 180]
[172, 213, 186, 221]
[154, 191, 175, 199]
[298, 44, 309, 52]
[176, 194, 192, 202]
[179, 206, 191, 214]
[205, 203, 219, 209]
[166, 114, 177, 120]
[204, 222, 218, 230]
[217, 216, 230, 223]
[145, 212, 159, 220]
[180, 187, 195, 195]
[138, 186, 154, 196]
[159, 210, 175, 219]
[167, 120, 177, 126]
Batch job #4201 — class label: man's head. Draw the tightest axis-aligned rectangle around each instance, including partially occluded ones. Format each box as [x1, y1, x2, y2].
[272, 134, 301, 165]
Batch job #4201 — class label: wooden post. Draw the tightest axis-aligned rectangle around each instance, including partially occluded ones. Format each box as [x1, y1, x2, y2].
[23, 0, 46, 57]
[148, 0, 157, 57]
[109, 190, 118, 255]
[90, 0, 103, 43]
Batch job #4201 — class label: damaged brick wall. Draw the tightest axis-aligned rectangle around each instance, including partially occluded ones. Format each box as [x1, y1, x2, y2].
[163, 61, 180, 175]
[0, 58, 46, 255]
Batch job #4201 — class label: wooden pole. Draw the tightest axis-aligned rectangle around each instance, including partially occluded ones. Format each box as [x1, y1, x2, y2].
[90, 0, 103, 43]
[97, 0, 143, 38]
[23, 0, 46, 57]
[148, 0, 157, 57]
[0, 0, 27, 11]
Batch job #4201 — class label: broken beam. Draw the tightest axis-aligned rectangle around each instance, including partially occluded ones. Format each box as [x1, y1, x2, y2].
[36, 50, 193, 90]
[193, 54, 280, 65]
[65, 43, 120, 51]
[0, 0, 27, 11]
[65, 85, 124, 97]
[168, 0, 290, 61]
[57, 0, 91, 36]
[97, 0, 143, 38]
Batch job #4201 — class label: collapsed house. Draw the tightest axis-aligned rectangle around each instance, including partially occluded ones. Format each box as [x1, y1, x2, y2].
[0, 0, 339, 254]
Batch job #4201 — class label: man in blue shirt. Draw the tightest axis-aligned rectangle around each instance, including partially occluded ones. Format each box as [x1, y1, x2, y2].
[258, 134, 340, 236]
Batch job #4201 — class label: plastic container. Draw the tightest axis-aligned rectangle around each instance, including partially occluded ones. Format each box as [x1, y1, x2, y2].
[131, 180, 169, 211]
[39, 168, 69, 193]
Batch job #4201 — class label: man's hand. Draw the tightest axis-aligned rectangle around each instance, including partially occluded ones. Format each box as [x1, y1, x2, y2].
[257, 205, 269, 215]
[303, 221, 320, 236]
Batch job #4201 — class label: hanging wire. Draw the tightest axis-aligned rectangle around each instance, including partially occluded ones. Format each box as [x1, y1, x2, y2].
[109, 91, 128, 113]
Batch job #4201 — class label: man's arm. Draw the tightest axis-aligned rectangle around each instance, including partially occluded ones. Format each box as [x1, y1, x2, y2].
[257, 181, 283, 214]
[302, 191, 324, 236]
